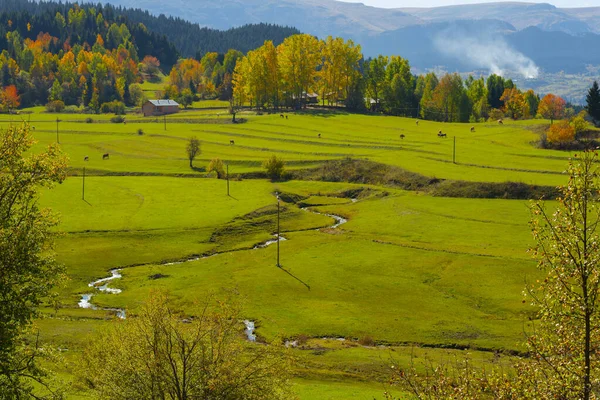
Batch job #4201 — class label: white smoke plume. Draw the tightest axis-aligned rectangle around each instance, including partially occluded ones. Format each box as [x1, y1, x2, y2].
[434, 32, 539, 79]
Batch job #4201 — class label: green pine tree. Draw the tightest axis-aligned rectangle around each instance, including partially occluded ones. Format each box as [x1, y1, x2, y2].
[586, 80, 600, 126]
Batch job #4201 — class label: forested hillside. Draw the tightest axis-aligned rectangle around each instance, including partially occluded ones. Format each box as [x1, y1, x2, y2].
[0, 0, 301, 58]
[0, 0, 179, 66]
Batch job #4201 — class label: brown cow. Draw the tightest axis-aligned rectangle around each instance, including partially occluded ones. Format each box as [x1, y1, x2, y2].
[470, 126, 475, 132]
[102, 153, 109, 160]
[230, 140, 235, 145]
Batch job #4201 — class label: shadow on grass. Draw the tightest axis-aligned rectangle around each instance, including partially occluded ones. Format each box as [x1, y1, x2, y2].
[278, 265, 311, 291]
[293, 107, 349, 118]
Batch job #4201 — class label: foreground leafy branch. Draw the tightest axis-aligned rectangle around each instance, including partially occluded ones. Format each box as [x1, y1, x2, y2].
[0, 123, 68, 398]
[78, 292, 294, 400]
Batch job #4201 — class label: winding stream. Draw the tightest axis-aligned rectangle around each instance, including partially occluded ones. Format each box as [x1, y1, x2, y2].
[78, 198, 352, 331]
[79, 269, 126, 318]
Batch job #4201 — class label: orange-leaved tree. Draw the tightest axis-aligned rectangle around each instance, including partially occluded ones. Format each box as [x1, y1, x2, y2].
[538, 93, 566, 124]
[0, 85, 20, 111]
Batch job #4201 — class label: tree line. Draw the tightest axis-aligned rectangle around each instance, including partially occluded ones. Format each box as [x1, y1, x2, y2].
[231, 34, 579, 125]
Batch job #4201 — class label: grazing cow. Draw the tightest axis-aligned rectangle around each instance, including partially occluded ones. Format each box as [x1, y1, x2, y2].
[400, 134, 405, 139]
[285, 115, 288, 119]
[84, 156, 89, 161]
[230, 140, 235, 145]
[470, 126, 475, 132]
[498, 119, 503, 125]
[416, 121, 419, 126]
[318, 133, 321, 138]
[102, 153, 109, 160]
[280, 114, 284, 118]
[437, 132, 447, 138]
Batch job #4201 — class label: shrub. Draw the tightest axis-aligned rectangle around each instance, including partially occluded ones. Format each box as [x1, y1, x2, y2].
[45, 100, 65, 113]
[296, 334, 309, 346]
[137, 128, 144, 135]
[263, 155, 285, 181]
[85, 117, 94, 123]
[571, 111, 589, 136]
[547, 120, 575, 144]
[358, 335, 375, 346]
[207, 158, 225, 179]
[101, 100, 126, 115]
[64, 105, 80, 113]
[488, 108, 504, 121]
[110, 115, 125, 123]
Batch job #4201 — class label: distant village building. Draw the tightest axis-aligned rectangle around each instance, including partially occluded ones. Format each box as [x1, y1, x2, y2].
[142, 100, 180, 117]
[289, 91, 319, 106]
[306, 93, 319, 104]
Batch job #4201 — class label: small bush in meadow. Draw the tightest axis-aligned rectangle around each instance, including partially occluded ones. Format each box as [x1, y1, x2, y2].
[296, 334, 309, 346]
[571, 111, 589, 136]
[358, 336, 375, 346]
[101, 101, 126, 115]
[137, 128, 144, 135]
[45, 100, 65, 113]
[488, 108, 504, 121]
[85, 117, 94, 123]
[110, 115, 125, 123]
[207, 158, 225, 179]
[263, 155, 285, 181]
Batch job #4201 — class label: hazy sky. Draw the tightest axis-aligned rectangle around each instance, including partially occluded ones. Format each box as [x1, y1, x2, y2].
[339, 0, 598, 8]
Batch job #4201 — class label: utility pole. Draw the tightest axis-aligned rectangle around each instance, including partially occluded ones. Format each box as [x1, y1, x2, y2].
[164, 115, 166, 131]
[276, 192, 280, 268]
[226, 164, 230, 196]
[56, 118, 60, 144]
[83, 156, 88, 200]
[453, 136, 456, 164]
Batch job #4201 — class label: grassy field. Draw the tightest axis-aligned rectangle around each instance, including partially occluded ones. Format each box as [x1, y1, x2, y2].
[5, 109, 576, 186]
[14, 105, 575, 397]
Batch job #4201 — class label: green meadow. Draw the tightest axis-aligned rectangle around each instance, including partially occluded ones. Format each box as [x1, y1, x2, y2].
[7, 105, 574, 397]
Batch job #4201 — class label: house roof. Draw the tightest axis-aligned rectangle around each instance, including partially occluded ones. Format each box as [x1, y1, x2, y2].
[147, 99, 179, 107]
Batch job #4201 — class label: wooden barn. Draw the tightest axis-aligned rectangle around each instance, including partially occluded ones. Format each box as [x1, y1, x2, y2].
[142, 99, 180, 117]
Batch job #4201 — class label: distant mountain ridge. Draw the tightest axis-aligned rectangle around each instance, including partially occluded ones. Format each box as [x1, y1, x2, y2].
[55, 0, 600, 74]
[398, 2, 600, 35]
[95, 0, 600, 37]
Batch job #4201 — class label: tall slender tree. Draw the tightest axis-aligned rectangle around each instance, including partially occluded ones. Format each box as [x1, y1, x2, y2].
[586, 81, 600, 126]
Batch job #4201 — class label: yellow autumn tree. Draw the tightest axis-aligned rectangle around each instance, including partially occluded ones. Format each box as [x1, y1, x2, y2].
[500, 88, 527, 120]
[278, 34, 321, 108]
